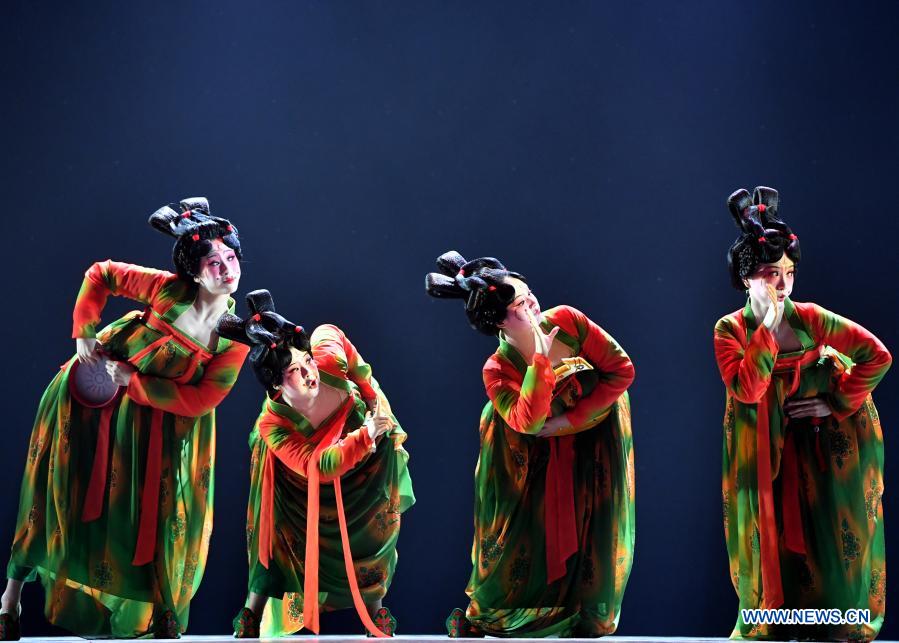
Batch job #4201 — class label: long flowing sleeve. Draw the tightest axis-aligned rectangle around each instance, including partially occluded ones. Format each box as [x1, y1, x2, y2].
[799, 303, 892, 421]
[714, 313, 780, 403]
[126, 342, 250, 417]
[259, 423, 373, 481]
[483, 352, 555, 435]
[553, 306, 635, 428]
[72, 260, 175, 338]
[311, 324, 377, 401]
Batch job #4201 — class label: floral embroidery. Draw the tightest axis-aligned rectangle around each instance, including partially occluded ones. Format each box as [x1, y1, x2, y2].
[869, 568, 886, 606]
[358, 566, 384, 587]
[828, 427, 852, 469]
[510, 546, 530, 586]
[865, 479, 883, 521]
[480, 533, 503, 569]
[61, 414, 72, 453]
[374, 501, 401, 534]
[722, 490, 730, 529]
[28, 438, 43, 465]
[725, 403, 735, 447]
[199, 464, 212, 491]
[841, 519, 859, 569]
[867, 399, 879, 423]
[287, 593, 303, 621]
[94, 560, 113, 588]
[180, 554, 199, 593]
[511, 450, 526, 467]
[170, 513, 186, 542]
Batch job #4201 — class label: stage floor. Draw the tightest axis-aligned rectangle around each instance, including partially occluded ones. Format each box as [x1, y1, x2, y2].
[16, 637, 899, 643]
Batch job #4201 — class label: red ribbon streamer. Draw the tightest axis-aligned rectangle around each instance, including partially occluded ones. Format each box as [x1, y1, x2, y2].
[256, 397, 384, 635]
[81, 404, 115, 522]
[132, 408, 163, 565]
[545, 434, 578, 584]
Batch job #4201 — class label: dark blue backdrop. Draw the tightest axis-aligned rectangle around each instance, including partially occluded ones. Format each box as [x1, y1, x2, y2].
[2, 1, 897, 637]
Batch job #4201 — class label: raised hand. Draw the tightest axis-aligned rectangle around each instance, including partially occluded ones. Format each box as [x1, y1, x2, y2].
[761, 284, 784, 330]
[364, 397, 392, 440]
[528, 309, 559, 357]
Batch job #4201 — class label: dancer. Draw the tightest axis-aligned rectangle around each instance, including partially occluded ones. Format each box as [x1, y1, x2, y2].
[716, 187, 891, 640]
[426, 251, 635, 637]
[0, 198, 249, 639]
[218, 290, 413, 638]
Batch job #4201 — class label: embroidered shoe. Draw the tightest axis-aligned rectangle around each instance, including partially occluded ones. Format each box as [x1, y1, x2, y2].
[446, 607, 485, 638]
[233, 607, 261, 639]
[152, 608, 181, 639]
[366, 606, 397, 636]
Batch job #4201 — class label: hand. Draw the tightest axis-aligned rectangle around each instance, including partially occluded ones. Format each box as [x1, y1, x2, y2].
[528, 309, 559, 358]
[536, 414, 571, 437]
[784, 396, 833, 420]
[105, 360, 135, 386]
[366, 397, 378, 414]
[761, 284, 783, 330]
[364, 397, 392, 441]
[76, 338, 103, 365]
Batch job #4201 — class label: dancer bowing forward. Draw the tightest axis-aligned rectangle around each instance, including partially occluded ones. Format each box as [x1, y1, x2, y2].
[1, 198, 249, 639]
[217, 290, 414, 638]
[426, 251, 635, 638]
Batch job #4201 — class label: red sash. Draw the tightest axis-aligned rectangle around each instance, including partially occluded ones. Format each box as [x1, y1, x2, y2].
[258, 398, 388, 637]
[80, 310, 210, 568]
[755, 346, 822, 608]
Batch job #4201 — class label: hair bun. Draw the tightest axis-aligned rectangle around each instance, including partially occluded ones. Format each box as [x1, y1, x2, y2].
[752, 186, 779, 215]
[435, 250, 467, 277]
[727, 189, 753, 227]
[180, 197, 210, 216]
[425, 273, 465, 299]
[148, 205, 183, 238]
[246, 290, 276, 315]
[215, 313, 250, 345]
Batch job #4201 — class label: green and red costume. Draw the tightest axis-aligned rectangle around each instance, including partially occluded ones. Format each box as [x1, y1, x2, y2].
[7, 260, 249, 637]
[244, 324, 414, 638]
[465, 305, 635, 637]
[715, 298, 891, 640]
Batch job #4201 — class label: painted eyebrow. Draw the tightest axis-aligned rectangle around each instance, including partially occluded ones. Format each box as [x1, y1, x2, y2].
[204, 249, 236, 259]
[513, 290, 532, 301]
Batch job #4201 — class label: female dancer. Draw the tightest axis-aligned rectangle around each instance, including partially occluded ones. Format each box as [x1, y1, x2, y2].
[217, 290, 413, 638]
[426, 251, 635, 637]
[0, 198, 249, 639]
[716, 187, 891, 640]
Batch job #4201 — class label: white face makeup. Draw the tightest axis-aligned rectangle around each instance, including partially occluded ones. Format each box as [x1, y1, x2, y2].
[497, 277, 542, 333]
[194, 238, 241, 295]
[280, 346, 320, 400]
[745, 256, 796, 305]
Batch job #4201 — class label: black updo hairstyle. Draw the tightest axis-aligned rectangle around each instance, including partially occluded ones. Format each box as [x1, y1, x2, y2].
[726, 186, 801, 291]
[149, 196, 242, 282]
[216, 289, 311, 396]
[425, 250, 526, 336]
